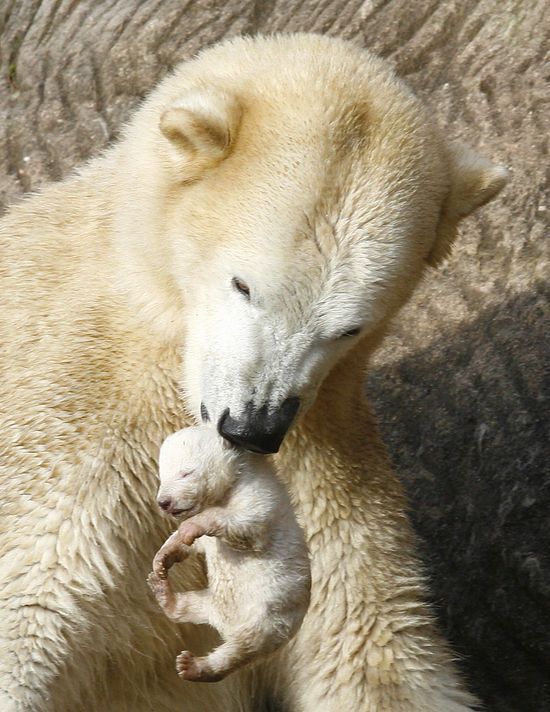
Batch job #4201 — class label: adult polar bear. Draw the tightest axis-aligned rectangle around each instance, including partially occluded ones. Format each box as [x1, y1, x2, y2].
[0, 34, 506, 712]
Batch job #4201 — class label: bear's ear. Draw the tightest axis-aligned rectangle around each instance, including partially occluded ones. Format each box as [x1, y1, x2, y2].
[159, 88, 242, 174]
[427, 142, 508, 267]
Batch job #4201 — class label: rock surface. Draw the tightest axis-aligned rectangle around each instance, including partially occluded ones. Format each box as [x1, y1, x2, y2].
[0, 2, 548, 710]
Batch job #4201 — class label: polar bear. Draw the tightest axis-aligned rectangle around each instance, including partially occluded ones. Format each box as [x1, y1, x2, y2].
[0, 33, 506, 712]
[147, 426, 311, 683]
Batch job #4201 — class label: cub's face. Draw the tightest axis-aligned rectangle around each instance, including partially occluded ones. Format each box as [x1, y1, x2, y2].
[156, 427, 234, 517]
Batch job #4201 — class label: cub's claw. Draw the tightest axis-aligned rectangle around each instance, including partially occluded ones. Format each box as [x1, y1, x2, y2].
[176, 650, 225, 683]
[152, 555, 168, 579]
[176, 650, 202, 681]
[153, 540, 189, 578]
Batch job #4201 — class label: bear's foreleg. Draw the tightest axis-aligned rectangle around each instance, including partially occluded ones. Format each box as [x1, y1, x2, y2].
[273, 351, 480, 712]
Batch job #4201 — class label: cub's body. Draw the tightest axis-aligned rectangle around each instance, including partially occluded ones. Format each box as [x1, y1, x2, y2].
[149, 427, 311, 682]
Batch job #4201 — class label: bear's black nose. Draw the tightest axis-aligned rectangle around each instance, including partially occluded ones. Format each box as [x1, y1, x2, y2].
[217, 397, 300, 454]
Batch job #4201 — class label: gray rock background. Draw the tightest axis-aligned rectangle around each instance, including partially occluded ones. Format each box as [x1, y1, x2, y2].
[1, 1, 548, 710]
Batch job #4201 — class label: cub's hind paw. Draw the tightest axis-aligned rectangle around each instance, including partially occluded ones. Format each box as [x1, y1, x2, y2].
[176, 650, 224, 683]
[176, 650, 201, 681]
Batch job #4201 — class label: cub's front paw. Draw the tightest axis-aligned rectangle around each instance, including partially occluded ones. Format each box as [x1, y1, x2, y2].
[178, 521, 206, 546]
[147, 571, 176, 614]
[151, 556, 168, 580]
[147, 572, 168, 598]
[153, 540, 189, 578]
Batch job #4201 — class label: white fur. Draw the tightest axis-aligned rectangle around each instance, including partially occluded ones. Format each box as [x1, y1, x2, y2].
[0, 33, 506, 711]
[149, 426, 311, 682]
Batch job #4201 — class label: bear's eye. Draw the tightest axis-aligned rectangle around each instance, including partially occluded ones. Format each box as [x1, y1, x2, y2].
[232, 277, 250, 299]
[178, 470, 194, 478]
[339, 327, 361, 338]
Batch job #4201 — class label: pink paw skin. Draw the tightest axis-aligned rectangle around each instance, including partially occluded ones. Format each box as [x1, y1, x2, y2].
[176, 651, 224, 683]
[153, 542, 189, 578]
[178, 521, 206, 547]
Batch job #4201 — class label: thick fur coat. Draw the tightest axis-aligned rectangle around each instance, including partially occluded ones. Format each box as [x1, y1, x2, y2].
[0, 34, 506, 711]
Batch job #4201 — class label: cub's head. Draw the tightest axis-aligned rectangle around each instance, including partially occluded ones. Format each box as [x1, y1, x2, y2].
[121, 35, 507, 454]
[156, 426, 237, 518]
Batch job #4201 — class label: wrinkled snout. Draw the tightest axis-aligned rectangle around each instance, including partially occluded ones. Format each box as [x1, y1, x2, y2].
[217, 396, 300, 454]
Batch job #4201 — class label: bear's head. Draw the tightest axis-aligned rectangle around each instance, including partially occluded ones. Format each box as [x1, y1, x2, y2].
[118, 35, 507, 454]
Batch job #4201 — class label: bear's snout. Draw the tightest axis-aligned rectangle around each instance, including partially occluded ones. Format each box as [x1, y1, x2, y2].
[217, 397, 300, 454]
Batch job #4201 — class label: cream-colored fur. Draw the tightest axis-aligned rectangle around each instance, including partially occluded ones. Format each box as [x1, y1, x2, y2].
[147, 426, 311, 682]
[0, 34, 506, 711]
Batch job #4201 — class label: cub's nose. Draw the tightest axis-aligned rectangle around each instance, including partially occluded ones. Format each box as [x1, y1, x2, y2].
[157, 497, 172, 512]
[157, 497, 185, 516]
[217, 397, 300, 454]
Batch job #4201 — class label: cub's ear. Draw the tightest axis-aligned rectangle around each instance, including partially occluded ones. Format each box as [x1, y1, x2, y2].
[427, 142, 508, 267]
[159, 88, 242, 176]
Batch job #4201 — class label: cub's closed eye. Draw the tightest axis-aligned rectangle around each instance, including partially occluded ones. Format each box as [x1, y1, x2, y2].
[232, 277, 250, 299]
[177, 470, 194, 478]
[340, 327, 361, 338]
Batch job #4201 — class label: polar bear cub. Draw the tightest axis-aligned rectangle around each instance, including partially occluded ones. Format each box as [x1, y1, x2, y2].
[147, 426, 311, 682]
